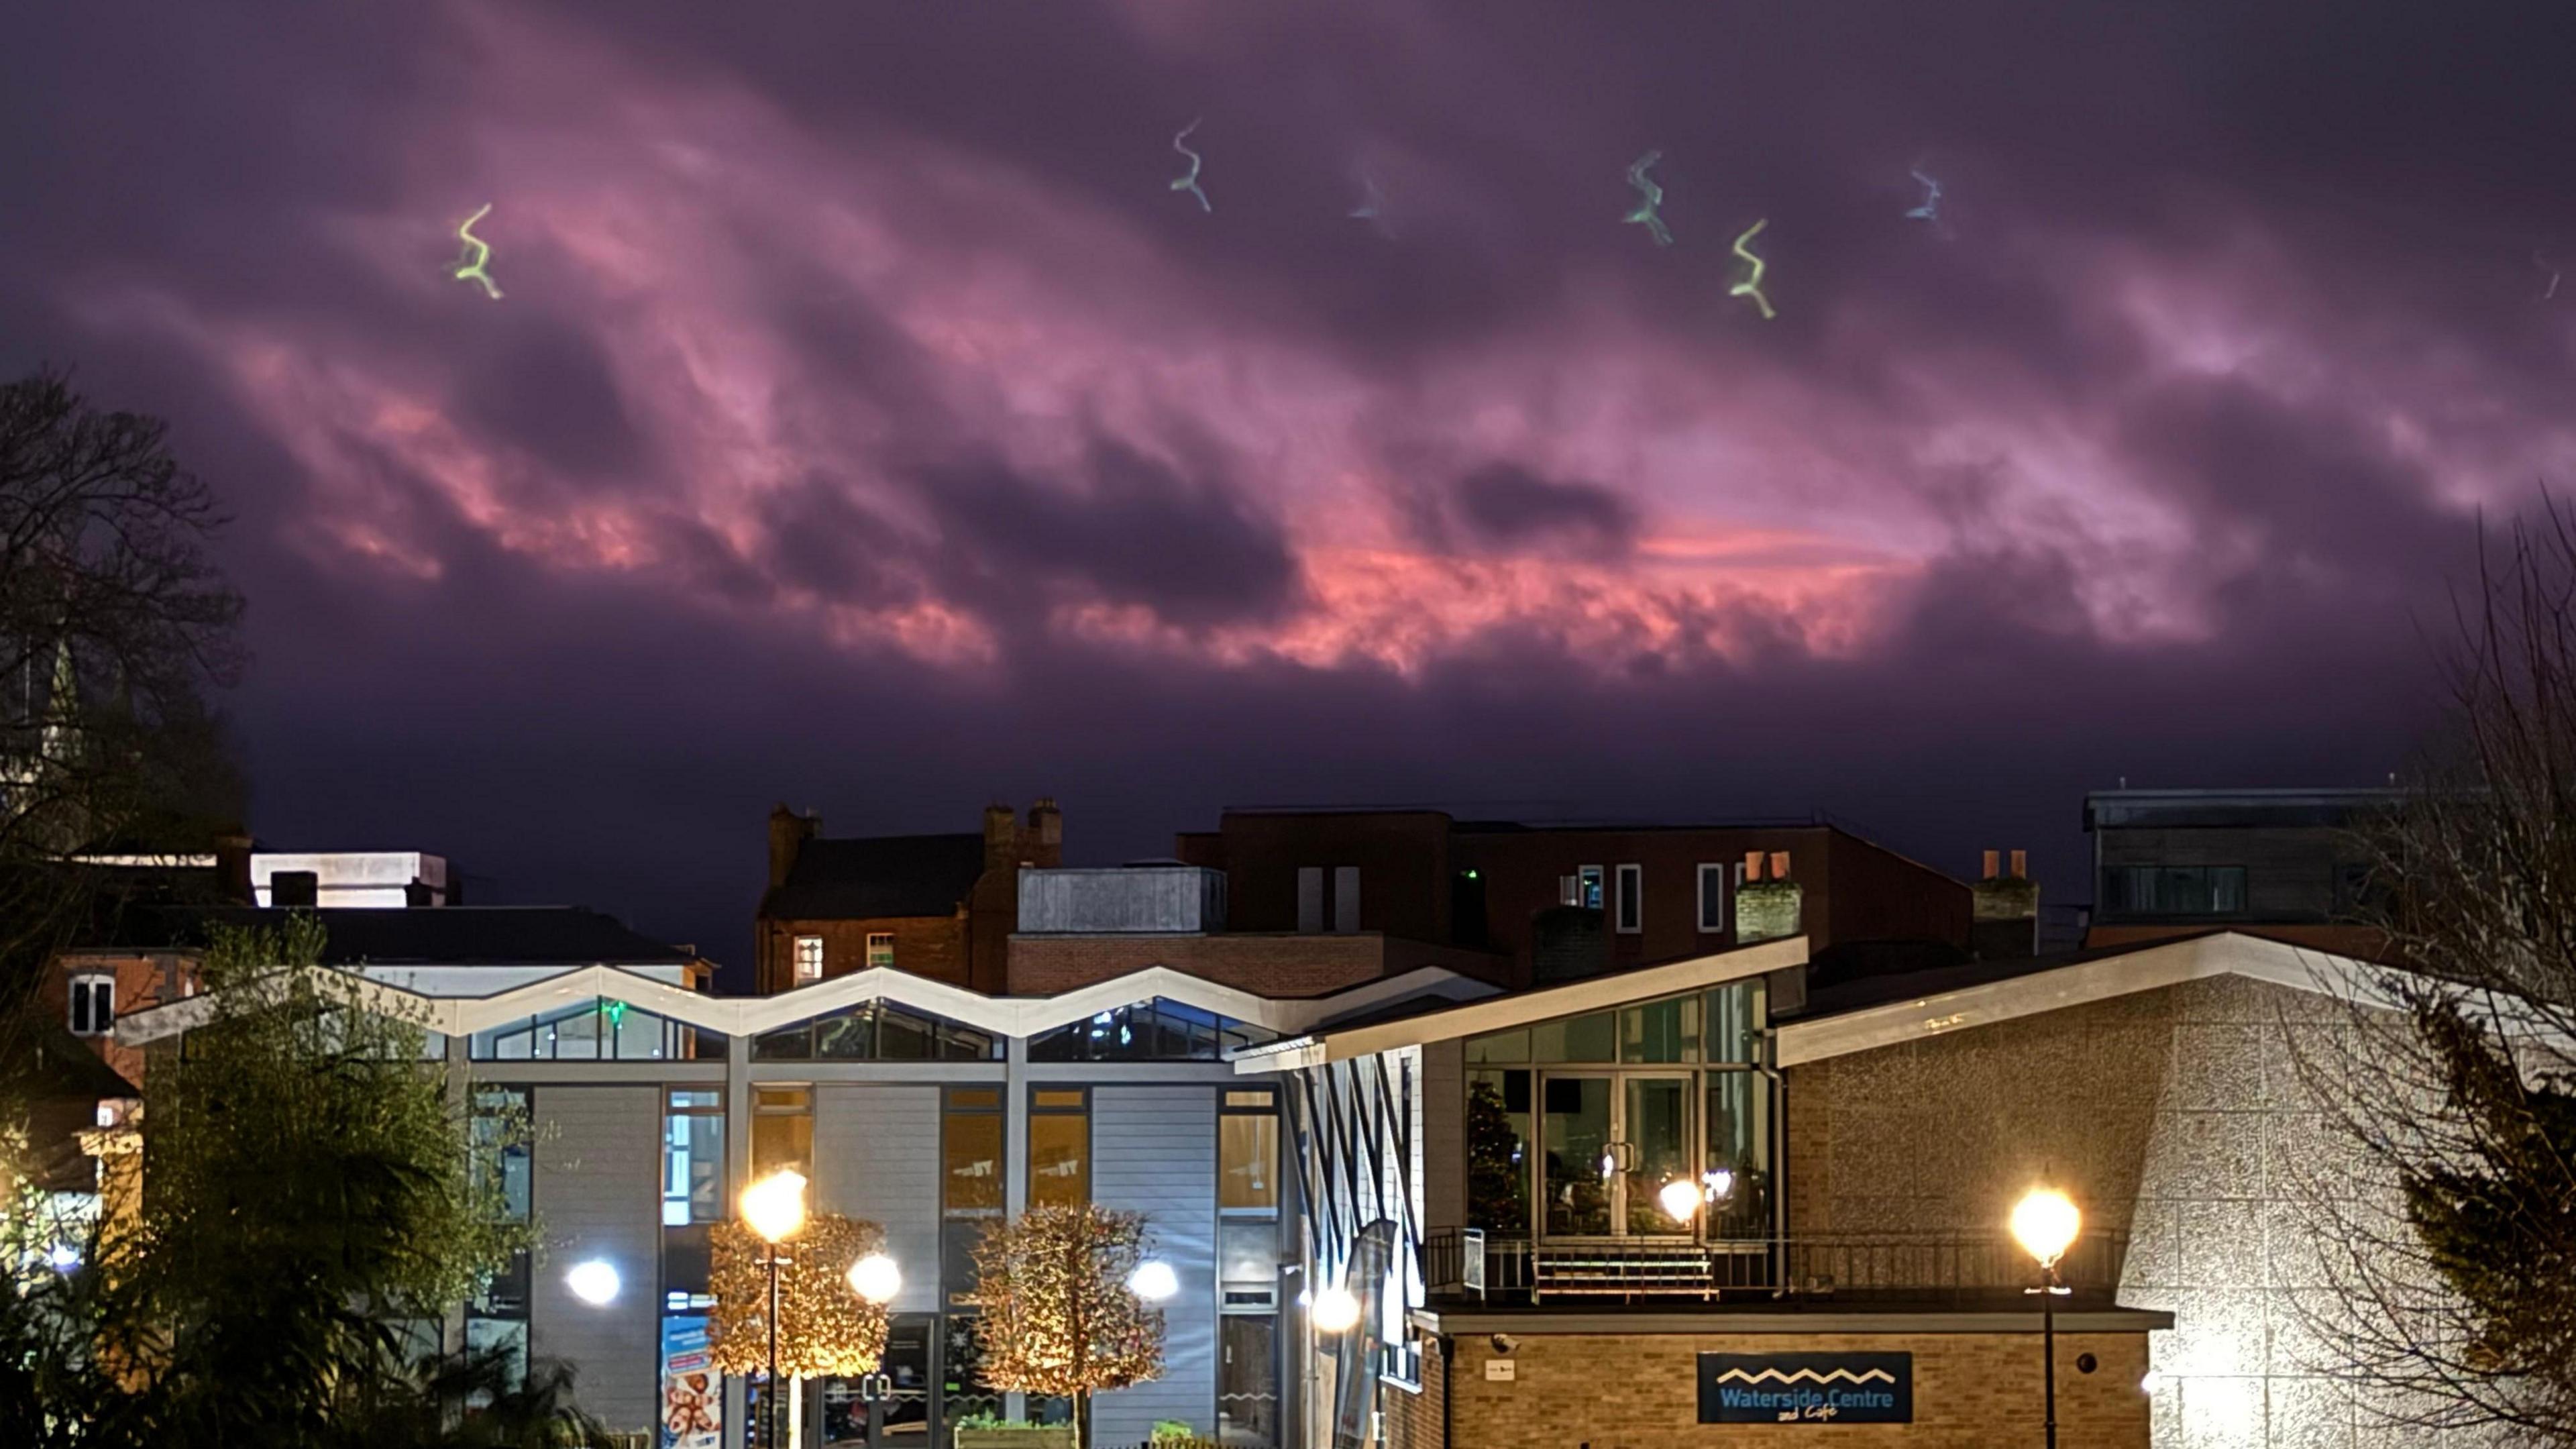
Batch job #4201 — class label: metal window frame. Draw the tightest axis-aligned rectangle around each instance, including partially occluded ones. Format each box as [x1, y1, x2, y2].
[1614, 863, 1644, 934]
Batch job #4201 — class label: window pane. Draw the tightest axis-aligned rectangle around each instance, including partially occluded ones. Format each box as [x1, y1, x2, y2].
[943, 1315, 1002, 1428]
[1615, 865, 1642, 931]
[1220, 1112, 1279, 1212]
[943, 1220, 989, 1309]
[753, 1089, 813, 1179]
[1531, 1012, 1615, 1063]
[1540, 1076, 1611, 1236]
[876, 1004, 934, 1061]
[814, 1006, 875, 1061]
[1621, 996, 1699, 1063]
[664, 1107, 723, 1226]
[550, 1003, 602, 1061]
[1699, 865, 1726, 932]
[1466, 1069, 1530, 1235]
[1032, 1089, 1085, 1110]
[951, 1086, 1002, 1111]
[1219, 1315, 1281, 1447]
[1705, 983, 1766, 1065]
[2212, 865, 2247, 912]
[1705, 1070, 1772, 1238]
[753, 1024, 814, 1061]
[1464, 1028, 1528, 1065]
[944, 1110, 1003, 1214]
[1028, 1112, 1088, 1207]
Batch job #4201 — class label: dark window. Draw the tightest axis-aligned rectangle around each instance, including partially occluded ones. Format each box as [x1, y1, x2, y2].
[1028, 998, 1275, 1062]
[1697, 864, 1727, 933]
[2110, 865, 2249, 916]
[269, 870, 319, 908]
[472, 1085, 532, 1222]
[752, 1002, 998, 1062]
[470, 998, 722, 1061]
[68, 975, 113, 1036]
[1466, 1069, 1532, 1234]
[1219, 1313, 1281, 1446]
[1614, 864, 1642, 934]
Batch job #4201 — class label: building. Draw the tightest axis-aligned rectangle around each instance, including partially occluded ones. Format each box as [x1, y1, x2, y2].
[757, 802, 1061, 996]
[2084, 788, 2400, 956]
[251, 850, 453, 908]
[113, 910, 1501, 1448]
[1175, 809, 1970, 989]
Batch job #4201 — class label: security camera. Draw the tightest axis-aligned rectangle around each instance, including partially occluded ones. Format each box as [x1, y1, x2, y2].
[1489, 1334, 1519, 1355]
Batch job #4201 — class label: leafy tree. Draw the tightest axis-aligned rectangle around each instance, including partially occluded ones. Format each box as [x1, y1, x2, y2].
[0, 914, 537, 1446]
[967, 1204, 1165, 1449]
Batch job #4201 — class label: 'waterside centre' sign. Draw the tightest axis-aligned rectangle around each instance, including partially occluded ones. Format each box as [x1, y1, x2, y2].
[1697, 1352, 1914, 1424]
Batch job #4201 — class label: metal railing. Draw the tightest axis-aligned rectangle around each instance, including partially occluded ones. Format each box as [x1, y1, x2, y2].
[1421, 1227, 2129, 1305]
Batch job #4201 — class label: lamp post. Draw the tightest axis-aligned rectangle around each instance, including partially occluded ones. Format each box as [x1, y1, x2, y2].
[2010, 1187, 2081, 1449]
[741, 1169, 809, 1449]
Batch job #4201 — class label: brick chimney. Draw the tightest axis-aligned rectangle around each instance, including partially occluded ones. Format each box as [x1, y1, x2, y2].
[1971, 847, 2040, 959]
[768, 804, 818, 890]
[983, 803, 1018, 871]
[1028, 798, 1063, 869]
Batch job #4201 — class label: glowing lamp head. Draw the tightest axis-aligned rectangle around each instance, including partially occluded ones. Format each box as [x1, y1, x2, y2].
[847, 1251, 902, 1305]
[740, 1169, 809, 1244]
[1128, 1259, 1179, 1301]
[46, 1243, 80, 1273]
[1598, 1151, 1617, 1181]
[1311, 1285, 1361, 1334]
[2139, 1371, 2163, 1395]
[566, 1258, 621, 1306]
[1657, 1178, 1703, 1224]
[1703, 1169, 1736, 1201]
[2010, 1187, 2082, 1269]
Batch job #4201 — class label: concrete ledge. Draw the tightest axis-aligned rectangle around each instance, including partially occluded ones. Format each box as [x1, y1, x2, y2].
[1411, 1307, 2175, 1336]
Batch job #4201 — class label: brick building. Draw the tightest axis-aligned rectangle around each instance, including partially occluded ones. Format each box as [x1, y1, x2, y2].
[755, 800, 1061, 996]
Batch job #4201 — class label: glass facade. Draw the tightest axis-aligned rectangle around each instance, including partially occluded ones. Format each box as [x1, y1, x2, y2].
[1028, 1087, 1089, 1207]
[1028, 999, 1275, 1062]
[753, 1002, 998, 1062]
[753, 1085, 814, 1179]
[470, 998, 719, 1061]
[1465, 979, 1775, 1241]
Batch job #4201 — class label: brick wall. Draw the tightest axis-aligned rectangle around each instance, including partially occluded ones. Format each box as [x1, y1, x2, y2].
[1786, 975, 2386, 1448]
[42, 950, 197, 1087]
[1439, 1330, 2149, 1448]
[759, 914, 966, 994]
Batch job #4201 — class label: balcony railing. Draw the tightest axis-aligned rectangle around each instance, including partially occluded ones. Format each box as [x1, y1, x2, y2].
[1421, 1228, 2129, 1305]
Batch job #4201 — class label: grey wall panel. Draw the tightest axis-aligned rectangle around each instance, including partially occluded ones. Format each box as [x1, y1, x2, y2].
[529, 1084, 662, 1433]
[813, 1083, 943, 1315]
[1092, 1086, 1218, 1445]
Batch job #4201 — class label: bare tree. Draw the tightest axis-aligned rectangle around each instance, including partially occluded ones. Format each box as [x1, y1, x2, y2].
[2296, 504, 2576, 1445]
[0, 367, 246, 1074]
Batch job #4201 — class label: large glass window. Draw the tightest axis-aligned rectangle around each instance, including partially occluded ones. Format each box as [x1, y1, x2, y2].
[1220, 1089, 1279, 1214]
[2109, 864, 2249, 916]
[1466, 1069, 1531, 1235]
[1621, 996, 1698, 1063]
[1529, 1011, 1615, 1063]
[753, 1085, 814, 1180]
[470, 998, 720, 1061]
[752, 1001, 998, 1062]
[943, 1087, 1003, 1215]
[1705, 1071, 1773, 1238]
[472, 1085, 533, 1222]
[68, 975, 113, 1036]
[663, 1089, 724, 1226]
[1028, 999, 1276, 1062]
[1028, 1087, 1089, 1207]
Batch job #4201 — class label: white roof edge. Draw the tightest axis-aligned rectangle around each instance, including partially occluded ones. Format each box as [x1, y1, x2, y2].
[113, 958, 1502, 1049]
[1773, 932, 2387, 1067]
[1318, 935, 1809, 1061]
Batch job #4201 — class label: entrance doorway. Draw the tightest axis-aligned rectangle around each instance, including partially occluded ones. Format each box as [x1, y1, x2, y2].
[817, 1314, 934, 1448]
[1538, 1073, 1695, 1239]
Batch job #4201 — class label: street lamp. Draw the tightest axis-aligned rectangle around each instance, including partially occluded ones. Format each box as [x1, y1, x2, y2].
[741, 1169, 809, 1449]
[1128, 1258, 1179, 1302]
[566, 1258, 622, 1307]
[2010, 1187, 2081, 1449]
[848, 1250, 902, 1305]
[1310, 1284, 1360, 1334]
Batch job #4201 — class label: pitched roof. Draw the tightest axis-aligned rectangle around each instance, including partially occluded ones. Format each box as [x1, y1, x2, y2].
[70, 906, 696, 966]
[759, 833, 987, 921]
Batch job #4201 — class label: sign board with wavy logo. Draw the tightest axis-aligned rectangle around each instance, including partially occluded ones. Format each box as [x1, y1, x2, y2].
[1697, 1352, 1913, 1424]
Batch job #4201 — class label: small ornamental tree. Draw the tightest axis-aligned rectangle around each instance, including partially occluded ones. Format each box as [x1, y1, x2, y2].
[967, 1204, 1166, 1448]
[709, 1212, 894, 1379]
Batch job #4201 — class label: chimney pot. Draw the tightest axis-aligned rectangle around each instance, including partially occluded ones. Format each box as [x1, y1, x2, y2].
[1743, 849, 1764, 883]
[2009, 849, 2027, 879]
[1768, 851, 1790, 882]
[1981, 849, 1999, 881]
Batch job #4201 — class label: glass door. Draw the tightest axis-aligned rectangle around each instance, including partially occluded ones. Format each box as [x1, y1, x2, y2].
[816, 1316, 934, 1449]
[1539, 1073, 1697, 1238]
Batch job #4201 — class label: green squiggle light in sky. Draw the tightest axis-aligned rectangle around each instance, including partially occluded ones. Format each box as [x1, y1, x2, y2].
[1623, 151, 1672, 247]
[1730, 219, 1776, 320]
[452, 203, 502, 300]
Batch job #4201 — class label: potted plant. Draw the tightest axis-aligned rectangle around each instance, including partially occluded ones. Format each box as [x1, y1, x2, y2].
[951, 1413, 1077, 1449]
[1149, 1420, 1207, 1447]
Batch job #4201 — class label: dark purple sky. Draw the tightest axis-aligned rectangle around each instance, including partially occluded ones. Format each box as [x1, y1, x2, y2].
[6, 0, 2540, 976]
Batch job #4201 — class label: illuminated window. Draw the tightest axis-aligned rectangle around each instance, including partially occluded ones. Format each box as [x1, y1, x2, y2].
[1220, 1089, 1279, 1214]
[753, 1085, 814, 1179]
[663, 1089, 724, 1226]
[794, 936, 824, 982]
[472, 1085, 532, 1222]
[67, 975, 113, 1036]
[1577, 865, 1605, 910]
[1028, 1087, 1089, 1207]
[944, 1087, 1003, 1216]
[866, 932, 896, 968]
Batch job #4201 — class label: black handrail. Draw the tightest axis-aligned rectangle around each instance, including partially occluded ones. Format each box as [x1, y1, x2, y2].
[1421, 1227, 2131, 1303]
